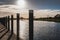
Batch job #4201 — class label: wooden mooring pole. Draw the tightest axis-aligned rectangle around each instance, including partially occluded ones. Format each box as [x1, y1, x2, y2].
[7, 15, 13, 40]
[29, 10, 34, 40]
[5, 17, 8, 29]
[7, 16, 10, 31]
[5, 17, 7, 28]
[11, 15, 13, 34]
[17, 13, 20, 40]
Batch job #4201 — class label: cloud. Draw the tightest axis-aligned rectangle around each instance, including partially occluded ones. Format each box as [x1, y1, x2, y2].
[0, 0, 60, 9]
[0, 0, 17, 5]
[0, 2, 5, 5]
[0, 5, 28, 13]
[0, 5, 60, 18]
[34, 10, 60, 18]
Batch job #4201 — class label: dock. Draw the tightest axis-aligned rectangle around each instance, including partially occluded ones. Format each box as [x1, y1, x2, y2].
[0, 10, 34, 40]
[0, 23, 19, 40]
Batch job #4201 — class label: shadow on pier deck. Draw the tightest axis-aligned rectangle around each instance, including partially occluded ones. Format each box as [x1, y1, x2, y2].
[0, 23, 20, 40]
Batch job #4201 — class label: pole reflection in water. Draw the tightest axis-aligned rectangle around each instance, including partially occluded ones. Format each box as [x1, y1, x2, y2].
[13, 20, 29, 40]
[12, 20, 60, 40]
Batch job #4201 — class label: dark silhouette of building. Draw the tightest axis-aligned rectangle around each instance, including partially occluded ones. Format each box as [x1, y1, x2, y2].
[20, 17, 24, 19]
[54, 14, 60, 18]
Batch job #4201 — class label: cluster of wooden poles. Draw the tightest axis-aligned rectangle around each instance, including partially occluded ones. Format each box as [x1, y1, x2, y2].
[0, 10, 34, 40]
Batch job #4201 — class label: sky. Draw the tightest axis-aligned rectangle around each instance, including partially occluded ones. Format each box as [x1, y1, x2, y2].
[0, 0, 60, 9]
[0, 0, 60, 17]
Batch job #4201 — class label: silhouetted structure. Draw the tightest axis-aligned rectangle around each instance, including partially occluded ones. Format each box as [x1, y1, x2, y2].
[17, 13, 20, 40]
[29, 10, 34, 40]
[20, 17, 24, 19]
[54, 14, 60, 18]
[7, 16, 10, 31]
[0, 10, 34, 40]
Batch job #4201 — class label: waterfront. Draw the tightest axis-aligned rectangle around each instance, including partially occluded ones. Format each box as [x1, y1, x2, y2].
[13, 20, 60, 40]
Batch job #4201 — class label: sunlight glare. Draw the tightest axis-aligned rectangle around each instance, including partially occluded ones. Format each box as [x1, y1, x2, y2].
[17, 0, 26, 8]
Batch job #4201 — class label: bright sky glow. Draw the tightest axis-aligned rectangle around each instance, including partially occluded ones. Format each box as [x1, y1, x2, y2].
[16, 0, 26, 9]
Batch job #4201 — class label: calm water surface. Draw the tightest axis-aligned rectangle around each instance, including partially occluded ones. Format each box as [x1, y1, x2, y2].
[13, 20, 60, 40]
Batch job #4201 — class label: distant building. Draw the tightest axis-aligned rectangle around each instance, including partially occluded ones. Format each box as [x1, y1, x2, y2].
[54, 14, 60, 18]
[20, 17, 24, 19]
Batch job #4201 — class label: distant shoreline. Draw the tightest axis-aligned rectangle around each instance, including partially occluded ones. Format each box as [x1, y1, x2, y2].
[3, 17, 60, 22]
[34, 18, 60, 22]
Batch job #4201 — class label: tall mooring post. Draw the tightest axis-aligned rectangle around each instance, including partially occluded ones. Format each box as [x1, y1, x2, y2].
[5, 17, 8, 29]
[29, 10, 34, 40]
[7, 16, 10, 31]
[17, 13, 20, 40]
[11, 15, 13, 34]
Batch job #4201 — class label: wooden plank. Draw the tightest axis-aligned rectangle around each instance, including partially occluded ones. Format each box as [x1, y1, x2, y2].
[1, 31, 11, 40]
[0, 26, 17, 40]
[0, 28, 6, 33]
[0, 29, 8, 39]
[0, 23, 6, 33]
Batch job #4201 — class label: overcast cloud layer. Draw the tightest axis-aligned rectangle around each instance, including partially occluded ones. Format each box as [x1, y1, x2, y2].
[0, 0, 60, 9]
[0, 0, 17, 5]
[0, 5, 60, 18]
[0, 0, 60, 17]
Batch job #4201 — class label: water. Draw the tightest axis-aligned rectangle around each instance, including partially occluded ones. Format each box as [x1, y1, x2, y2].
[12, 20, 60, 40]
[34, 21, 60, 40]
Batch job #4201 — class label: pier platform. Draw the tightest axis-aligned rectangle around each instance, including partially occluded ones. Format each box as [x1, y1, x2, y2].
[0, 23, 20, 40]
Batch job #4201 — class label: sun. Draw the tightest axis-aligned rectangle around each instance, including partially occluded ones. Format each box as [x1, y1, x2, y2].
[17, 0, 26, 8]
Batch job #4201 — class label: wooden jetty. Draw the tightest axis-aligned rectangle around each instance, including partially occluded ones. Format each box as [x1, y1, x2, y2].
[0, 23, 18, 40]
[0, 10, 34, 40]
